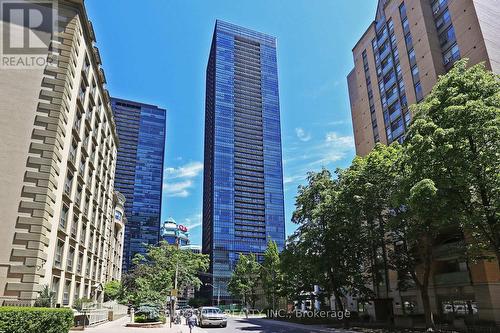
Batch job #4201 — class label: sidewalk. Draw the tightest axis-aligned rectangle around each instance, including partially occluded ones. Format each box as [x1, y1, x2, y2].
[82, 315, 202, 333]
[243, 317, 361, 333]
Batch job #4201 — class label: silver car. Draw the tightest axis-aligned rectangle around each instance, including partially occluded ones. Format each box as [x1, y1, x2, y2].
[198, 306, 227, 328]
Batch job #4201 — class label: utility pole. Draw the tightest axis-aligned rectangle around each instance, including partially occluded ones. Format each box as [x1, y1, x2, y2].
[170, 236, 180, 328]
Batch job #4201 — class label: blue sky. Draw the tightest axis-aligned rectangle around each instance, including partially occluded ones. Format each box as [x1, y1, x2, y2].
[86, 0, 377, 245]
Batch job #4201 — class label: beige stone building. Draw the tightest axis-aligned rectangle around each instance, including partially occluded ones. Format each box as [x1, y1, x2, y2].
[346, 0, 499, 324]
[0, 0, 125, 307]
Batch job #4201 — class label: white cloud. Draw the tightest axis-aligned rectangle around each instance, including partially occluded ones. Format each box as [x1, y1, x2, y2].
[284, 174, 305, 185]
[163, 161, 203, 198]
[181, 213, 203, 231]
[295, 127, 311, 142]
[325, 132, 355, 148]
[163, 180, 192, 198]
[282, 132, 355, 189]
[164, 161, 203, 179]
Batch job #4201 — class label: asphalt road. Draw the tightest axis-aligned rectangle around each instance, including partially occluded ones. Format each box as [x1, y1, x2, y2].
[193, 316, 337, 333]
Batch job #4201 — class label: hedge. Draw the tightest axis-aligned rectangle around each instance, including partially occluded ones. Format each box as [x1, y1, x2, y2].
[0, 306, 74, 333]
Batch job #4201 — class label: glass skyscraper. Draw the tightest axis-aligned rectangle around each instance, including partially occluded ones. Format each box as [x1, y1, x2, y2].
[111, 97, 166, 272]
[202, 20, 285, 303]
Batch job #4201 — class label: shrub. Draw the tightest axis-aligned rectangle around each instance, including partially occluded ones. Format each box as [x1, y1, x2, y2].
[0, 307, 74, 333]
[135, 304, 160, 322]
[72, 297, 93, 311]
[34, 285, 55, 308]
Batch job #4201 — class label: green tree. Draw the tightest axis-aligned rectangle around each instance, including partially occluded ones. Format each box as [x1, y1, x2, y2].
[388, 114, 462, 328]
[339, 144, 400, 298]
[290, 169, 371, 311]
[34, 285, 55, 308]
[123, 241, 209, 306]
[260, 240, 282, 313]
[408, 60, 500, 265]
[103, 280, 122, 302]
[228, 253, 260, 308]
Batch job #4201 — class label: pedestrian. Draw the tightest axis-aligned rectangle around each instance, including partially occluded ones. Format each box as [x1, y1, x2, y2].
[244, 307, 249, 319]
[187, 311, 197, 333]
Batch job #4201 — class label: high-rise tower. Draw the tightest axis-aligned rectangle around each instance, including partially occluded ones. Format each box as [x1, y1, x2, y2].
[202, 20, 285, 304]
[111, 98, 166, 272]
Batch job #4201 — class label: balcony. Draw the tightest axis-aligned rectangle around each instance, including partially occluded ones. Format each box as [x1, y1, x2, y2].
[433, 241, 465, 260]
[386, 91, 399, 107]
[389, 108, 402, 123]
[381, 60, 393, 77]
[384, 74, 397, 91]
[377, 31, 389, 46]
[72, 119, 81, 139]
[379, 46, 391, 62]
[434, 271, 470, 286]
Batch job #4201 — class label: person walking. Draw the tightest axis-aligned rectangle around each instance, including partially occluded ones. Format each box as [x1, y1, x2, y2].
[187, 311, 197, 333]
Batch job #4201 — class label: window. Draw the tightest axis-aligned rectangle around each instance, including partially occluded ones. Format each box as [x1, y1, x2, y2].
[415, 82, 423, 102]
[63, 280, 71, 305]
[78, 83, 86, 103]
[405, 34, 413, 49]
[404, 112, 411, 126]
[432, 0, 447, 15]
[411, 65, 420, 83]
[83, 57, 90, 77]
[388, 19, 394, 33]
[402, 17, 409, 34]
[443, 43, 460, 66]
[52, 277, 60, 301]
[67, 247, 75, 271]
[64, 171, 73, 196]
[77, 253, 83, 274]
[69, 141, 77, 164]
[399, 3, 407, 19]
[439, 26, 456, 46]
[71, 215, 78, 238]
[436, 9, 451, 30]
[408, 48, 416, 65]
[60, 205, 69, 229]
[55, 240, 63, 268]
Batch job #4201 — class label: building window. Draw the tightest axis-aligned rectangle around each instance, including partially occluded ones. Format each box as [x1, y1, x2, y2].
[411, 65, 420, 83]
[439, 25, 456, 47]
[432, 0, 447, 15]
[399, 3, 407, 19]
[71, 215, 78, 238]
[435, 9, 451, 30]
[60, 205, 69, 229]
[78, 83, 86, 104]
[63, 280, 71, 305]
[52, 277, 60, 302]
[67, 247, 75, 271]
[54, 240, 63, 268]
[443, 43, 460, 66]
[77, 253, 83, 274]
[415, 82, 423, 102]
[64, 171, 73, 196]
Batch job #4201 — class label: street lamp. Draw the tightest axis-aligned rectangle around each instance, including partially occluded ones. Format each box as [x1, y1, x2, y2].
[205, 283, 220, 307]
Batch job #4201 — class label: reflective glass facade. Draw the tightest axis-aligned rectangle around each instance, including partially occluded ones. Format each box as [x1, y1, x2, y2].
[202, 20, 285, 303]
[111, 98, 166, 271]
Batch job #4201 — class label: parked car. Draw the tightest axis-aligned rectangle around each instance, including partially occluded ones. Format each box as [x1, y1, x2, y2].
[198, 306, 227, 328]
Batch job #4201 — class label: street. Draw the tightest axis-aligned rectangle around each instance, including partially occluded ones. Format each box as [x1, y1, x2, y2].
[194, 316, 336, 333]
[84, 315, 355, 333]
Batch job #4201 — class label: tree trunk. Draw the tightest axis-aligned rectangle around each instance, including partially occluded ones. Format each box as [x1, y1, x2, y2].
[420, 288, 435, 329]
[378, 215, 391, 298]
[496, 251, 500, 271]
[334, 291, 344, 312]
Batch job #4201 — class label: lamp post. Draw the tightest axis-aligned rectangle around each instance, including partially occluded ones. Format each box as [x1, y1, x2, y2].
[205, 283, 220, 307]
